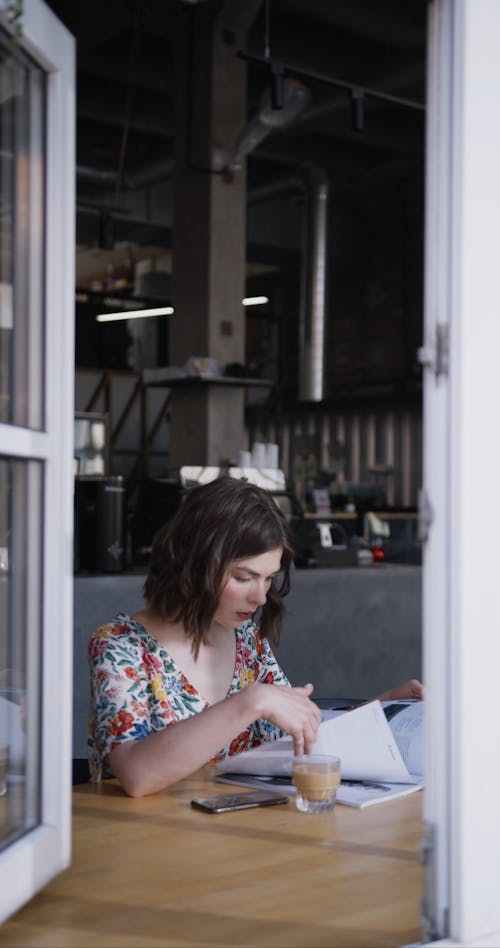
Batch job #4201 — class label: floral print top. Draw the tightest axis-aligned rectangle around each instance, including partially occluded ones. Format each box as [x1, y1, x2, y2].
[87, 613, 290, 781]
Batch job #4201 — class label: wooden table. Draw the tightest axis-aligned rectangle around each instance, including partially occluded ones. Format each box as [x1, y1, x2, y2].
[0, 770, 423, 948]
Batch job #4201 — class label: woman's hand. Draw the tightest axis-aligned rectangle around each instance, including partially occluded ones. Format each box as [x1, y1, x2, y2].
[377, 678, 424, 701]
[254, 682, 322, 756]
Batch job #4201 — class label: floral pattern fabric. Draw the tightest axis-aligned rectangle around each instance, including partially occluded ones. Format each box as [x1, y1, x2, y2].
[87, 613, 290, 781]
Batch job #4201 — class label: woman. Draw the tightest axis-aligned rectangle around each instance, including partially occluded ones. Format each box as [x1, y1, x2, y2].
[88, 477, 422, 797]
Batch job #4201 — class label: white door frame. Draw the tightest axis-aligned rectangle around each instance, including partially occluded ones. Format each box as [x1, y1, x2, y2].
[0, 0, 75, 923]
[422, 1, 500, 944]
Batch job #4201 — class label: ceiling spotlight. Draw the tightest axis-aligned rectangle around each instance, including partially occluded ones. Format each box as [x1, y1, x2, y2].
[351, 88, 365, 132]
[270, 62, 284, 110]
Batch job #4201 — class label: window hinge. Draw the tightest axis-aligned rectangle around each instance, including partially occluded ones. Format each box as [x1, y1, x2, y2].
[417, 487, 434, 544]
[417, 322, 449, 379]
[420, 820, 441, 943]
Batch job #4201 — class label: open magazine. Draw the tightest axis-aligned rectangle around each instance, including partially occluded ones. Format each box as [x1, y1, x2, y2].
[215, 699, 424, 809]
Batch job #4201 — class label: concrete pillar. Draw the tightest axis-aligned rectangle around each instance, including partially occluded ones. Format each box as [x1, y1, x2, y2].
[170, 0, 259, 470]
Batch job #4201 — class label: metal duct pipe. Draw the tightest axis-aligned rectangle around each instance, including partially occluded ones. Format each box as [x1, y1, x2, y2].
[247, 175, 305, 205]
[77, 158, 174, 191]
[299, 167, 330, 402]
[227, 78, 311, 171]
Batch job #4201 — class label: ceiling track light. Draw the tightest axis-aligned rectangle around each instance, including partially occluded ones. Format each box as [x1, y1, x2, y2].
[237, 50, 425, 113]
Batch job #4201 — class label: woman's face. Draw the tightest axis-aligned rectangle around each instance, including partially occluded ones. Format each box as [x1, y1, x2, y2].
[213, 547, 283, 629]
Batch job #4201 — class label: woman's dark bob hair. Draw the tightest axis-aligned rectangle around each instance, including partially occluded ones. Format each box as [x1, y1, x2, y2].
[144, 476, 294, 656]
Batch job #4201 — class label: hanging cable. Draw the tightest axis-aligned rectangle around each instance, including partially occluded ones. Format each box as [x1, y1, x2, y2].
[264, 0, 270, 59]
[114, 0, 142, 205]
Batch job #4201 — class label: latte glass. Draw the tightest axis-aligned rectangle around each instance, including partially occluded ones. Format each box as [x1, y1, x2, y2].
[292, 754, 341, 813]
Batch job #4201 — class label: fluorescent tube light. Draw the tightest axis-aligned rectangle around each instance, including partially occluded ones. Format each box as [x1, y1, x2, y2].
[96, 297, 268, 322]
[242, 295, 269, 306]
[96, 306, 174, 322]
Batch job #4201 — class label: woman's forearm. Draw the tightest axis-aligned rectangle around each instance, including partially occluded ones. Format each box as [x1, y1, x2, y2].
[108, 684, 262, 797]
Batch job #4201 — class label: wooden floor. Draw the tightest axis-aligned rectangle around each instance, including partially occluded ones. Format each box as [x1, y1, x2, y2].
[0, 770, 423, 948]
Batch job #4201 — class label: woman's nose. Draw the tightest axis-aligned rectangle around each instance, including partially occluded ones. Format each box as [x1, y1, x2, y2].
[249, 582, 267, 606]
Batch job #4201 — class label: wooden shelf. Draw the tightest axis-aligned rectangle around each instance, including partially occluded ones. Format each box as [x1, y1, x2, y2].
[143, 373, 273, 389]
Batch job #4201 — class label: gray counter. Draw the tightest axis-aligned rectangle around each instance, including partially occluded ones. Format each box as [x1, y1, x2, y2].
[73, 565, 422, 758]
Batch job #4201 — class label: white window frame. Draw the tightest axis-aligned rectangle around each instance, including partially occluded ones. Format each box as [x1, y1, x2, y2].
[0, 0, 75, 922]
[422, 1, 500, 945]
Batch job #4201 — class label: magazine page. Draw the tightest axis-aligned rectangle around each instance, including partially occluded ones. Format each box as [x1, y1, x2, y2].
[380, 700, 424, 778]
[215, 700, 418, 784]
[321, 699, 425, 780]
[336, 780, 422, 808]
[311, 700, 417, 783]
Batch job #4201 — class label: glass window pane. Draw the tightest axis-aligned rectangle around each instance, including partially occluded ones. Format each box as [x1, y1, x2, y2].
[0, 33, 45, 430]
[0, 457, 42, 850]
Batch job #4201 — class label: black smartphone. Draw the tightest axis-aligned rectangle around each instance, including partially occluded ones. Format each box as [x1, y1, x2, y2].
[191, 790, 289, 813]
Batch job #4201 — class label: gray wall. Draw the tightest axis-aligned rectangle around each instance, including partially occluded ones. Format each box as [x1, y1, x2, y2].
[73, 566, 422, 758]
[274, 566, 422, 700]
